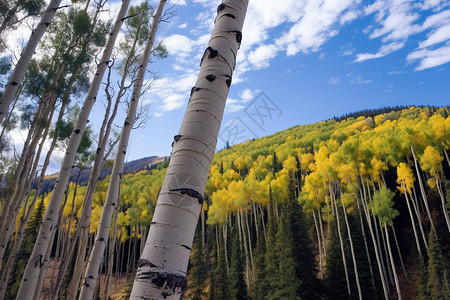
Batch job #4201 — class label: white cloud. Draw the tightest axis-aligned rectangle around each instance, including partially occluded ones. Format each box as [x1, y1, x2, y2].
[419, 24, 450, 48]
[240, 89, 256, 102]
[169, 0, 186, 5]
[355, 41, 405, 62]
[162, 34, 195, 58]
[178, 23, 188, 29]
[275, 0, 359, 55]
[407, 41, 450, 70]
[158, 94, 186, 111]
[248, 44, 279, 69]
[329, 77, 340, 85]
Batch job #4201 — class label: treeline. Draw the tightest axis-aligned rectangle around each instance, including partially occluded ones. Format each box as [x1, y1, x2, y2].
[329, 105, 449, 122]
[3, 106, 450, 299]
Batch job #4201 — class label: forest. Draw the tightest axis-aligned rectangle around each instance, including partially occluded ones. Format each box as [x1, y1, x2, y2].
[1, 0, 449, 299]
[2, 105, 450, 299]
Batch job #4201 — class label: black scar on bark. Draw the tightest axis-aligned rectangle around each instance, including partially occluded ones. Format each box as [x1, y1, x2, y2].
[10, 81, 19, 86]
[224, 13, 236, 19]
[190, 87, 202, 96]
[124, 120, 130, 127]
[228, 30, 242, 44]
[170, 188, 204, 205]
[217, 3, 227, 13]
[136, 271, 187, 293]
[181, 244, 192, 251]
[137, 258, 157, 268]
[174, 134, 182, 142]
[161, 291, 172, 299]
[74, 129, 81, 134]
[206, 74, 216, 82]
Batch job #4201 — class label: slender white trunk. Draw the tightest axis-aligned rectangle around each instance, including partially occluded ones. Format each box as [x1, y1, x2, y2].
[0, 0, 63, 124]
[402, 181, 422, 258]
[131, 1, 248, 298]
[334, 199, 351, 296]
[435, 174, 450, 232]
[312, 209, 323, 278]
[15, 1, 130, 297]
[384, 225, 402, 300]
[79, 2, 165, 299]
[342, 202, 362, 299]
[359, 179, 389, 299]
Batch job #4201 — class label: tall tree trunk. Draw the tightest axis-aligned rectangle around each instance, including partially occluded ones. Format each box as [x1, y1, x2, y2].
[15, 1, 130, 297]
[434, 174, 450, 232]
[334, 200, 351, 296]
[342, 201, 362, 299]
[384, 225, 402, 300]
[402, 181, 423, 258]
[104, 201, 119, 300]
[312, 209, 323, 278]
[131, 1, 248, 298]
[79, 2, 165, 298]
[0, 0, 63, 124]
[359, 179, 390, 299]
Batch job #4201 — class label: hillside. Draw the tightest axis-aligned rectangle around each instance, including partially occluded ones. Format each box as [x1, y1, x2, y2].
[11, 106, 450, 299]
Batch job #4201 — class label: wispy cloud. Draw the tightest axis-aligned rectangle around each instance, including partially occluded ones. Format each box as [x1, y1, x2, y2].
[355, 41, 405, 62]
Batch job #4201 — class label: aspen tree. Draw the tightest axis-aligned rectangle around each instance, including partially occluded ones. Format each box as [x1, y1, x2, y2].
[0, 0, 63, 124]
[79, 1, 166, 298]
[15, 1, 131, 297]
[131, 1, 248, 298]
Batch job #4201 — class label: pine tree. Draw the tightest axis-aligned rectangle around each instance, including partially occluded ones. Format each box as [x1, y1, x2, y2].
[252, 218, 267, 300]
[426, 230, 450, 300]
[324, 219, 349, 299]
[271, 204, 301, 300]
[213, 231, 230, 300]
[186, 227, 206, 300]
[290, 177, 323, 299]
[229, 228, 247, 300]
[417, 256, 429, 300]
[6, 196, 45, 299]
[264, 197, 279, 299]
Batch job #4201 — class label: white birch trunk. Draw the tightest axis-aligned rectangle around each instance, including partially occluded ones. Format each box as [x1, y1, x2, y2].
[333, 199, 351, 296]
[384, 225, 402, 300]
[15, 1, 130, 297]
[342, 201, 362, 300]
[78, 2, 166, 299]
[312, 209, 323, 278]
[131, 1, 248, 298]
[359, 178, 389, 299]
[0, 0, 63, 124]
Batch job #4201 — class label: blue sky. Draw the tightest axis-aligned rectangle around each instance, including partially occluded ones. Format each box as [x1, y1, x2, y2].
[119, 0, 449, 161]
[4, 0, 450, 171]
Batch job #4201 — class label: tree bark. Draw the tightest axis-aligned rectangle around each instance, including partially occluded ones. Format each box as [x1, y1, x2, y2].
[359, 179, 389, 299]
[78, 2, 165, 298]
[334, 200, 351, 296]
[0, 0, 63, 124]
[15, 1, 130, 297]
[342, 201, 362, 299]
[384, 225, 402, 299]
[131, 1, 248, 298]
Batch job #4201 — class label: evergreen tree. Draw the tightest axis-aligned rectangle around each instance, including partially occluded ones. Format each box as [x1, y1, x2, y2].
[186, 227, 206, 300]
[324, 219, 349, 299]
[6, 196, 45, 299]
[290, 181, 323, 299]
[426, 230, 450, 300]
[252, 218, 267, 300]
[271, 204, 301, 300]
[264, 196, 279, 299]
[417, 256, 429, 300]
[229, 229, 247, 300]
[211, 228, 230, 300]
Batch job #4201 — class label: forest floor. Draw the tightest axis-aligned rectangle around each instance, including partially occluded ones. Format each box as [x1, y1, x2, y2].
[39, 259, 130, 299]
